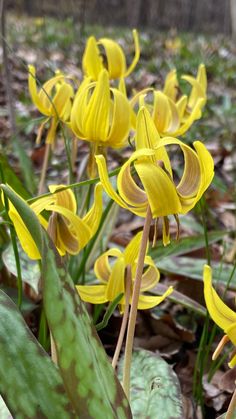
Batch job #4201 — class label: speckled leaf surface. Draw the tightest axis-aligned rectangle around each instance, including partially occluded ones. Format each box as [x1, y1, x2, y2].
[0, 289, 75, 419]
[1, 184, 132, 419]
[120, 349, 183, 419]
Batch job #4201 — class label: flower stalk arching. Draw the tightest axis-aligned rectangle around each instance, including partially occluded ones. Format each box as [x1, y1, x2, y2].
[123, 205, 152, 398]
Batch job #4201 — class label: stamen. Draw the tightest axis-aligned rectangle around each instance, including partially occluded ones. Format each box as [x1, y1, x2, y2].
[174, 214, 180, 241]
[212, 335, 229, 360]
[162, 216, 170, 246]
[152, 218, 159, 248]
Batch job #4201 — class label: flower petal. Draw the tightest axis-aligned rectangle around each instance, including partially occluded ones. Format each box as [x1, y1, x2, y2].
[163, 69, 179, 101]
[76, 285, 108, 304]
[49, 185, 77, 213]
[140, 256, 160, 291]
[106, 256, 126, 301]
[82, 36, 104, 80]
[82, 183, 103, 237]
[134, 159, 182, 217]
[99, 38, 126, 79]
[84, 70, 110, 142]
[123, 232, 142, 265]
[105, 88, 130, 148]
[137, 286, 173, 310]
[203, 265, 236, 334]
[124, 29, 140, 77]
[8, 205, 41, 260]
[94, 248, 123, 283]
[28, 65, 51, 116]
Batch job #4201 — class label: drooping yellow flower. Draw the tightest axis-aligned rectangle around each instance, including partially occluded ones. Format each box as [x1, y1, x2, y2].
[6, 183, 103, 259]
[82, 30, 140, 80]
[131, 64, 207, 137]
[77, 232, 173, 311]
[203, 265, 236, 368]
[96, 107, 214, 245]
[28, 65, 74, 146]
[70, 69, 131, 149]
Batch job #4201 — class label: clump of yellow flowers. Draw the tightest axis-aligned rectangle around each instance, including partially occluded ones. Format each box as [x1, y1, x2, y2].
[1, 29, 214, 402]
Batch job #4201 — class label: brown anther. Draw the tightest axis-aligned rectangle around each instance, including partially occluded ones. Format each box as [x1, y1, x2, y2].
[174, 214, 180, 241]
[47, 212, 58, 243]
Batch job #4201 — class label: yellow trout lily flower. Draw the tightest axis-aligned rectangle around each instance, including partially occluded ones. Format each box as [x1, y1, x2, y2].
[70, 69, 131, 149]
[82, 30, 140, 80]
[96, 107, 214, 245]
[6, 183, 103, 259]
[77, 232, 173, 311]
[203, 265, 236, 368]
[131, 64, 207, 137]
[28, 65, 74, 146]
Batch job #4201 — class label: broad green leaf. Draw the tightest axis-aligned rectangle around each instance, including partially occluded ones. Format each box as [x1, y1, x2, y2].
[2, 242, 40, 293]
[156, 256, 236, 288]
[0, 289, 74, 418]
[150, 230, 227, 260]
[1, 184, 132, 418]
[217, 413, 236, 419]
[119, 349, 183, 419]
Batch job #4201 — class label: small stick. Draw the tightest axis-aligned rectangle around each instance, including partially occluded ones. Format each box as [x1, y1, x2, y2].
[112, 265, 132, 369]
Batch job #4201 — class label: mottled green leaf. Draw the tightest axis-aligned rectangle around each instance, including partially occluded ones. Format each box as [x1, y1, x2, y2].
[150, 230, 227, 260]
[2, 242, 40, 293]
[0, 289, 75, 418]
[156, 256, 236, 288]
[119, 349, 183, 419]
[1, 184, 132, 418]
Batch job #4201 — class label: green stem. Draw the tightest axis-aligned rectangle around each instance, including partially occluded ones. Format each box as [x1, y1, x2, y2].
[123, 206, 152, 399]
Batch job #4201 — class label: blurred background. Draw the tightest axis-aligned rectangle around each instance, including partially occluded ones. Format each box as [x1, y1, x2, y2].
[7, 0, 236, 35]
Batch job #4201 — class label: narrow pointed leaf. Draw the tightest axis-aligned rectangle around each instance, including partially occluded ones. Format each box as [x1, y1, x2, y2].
[0, 290, 75, 418]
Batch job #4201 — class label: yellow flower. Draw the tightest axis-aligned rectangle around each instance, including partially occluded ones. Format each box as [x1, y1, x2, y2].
[28, 65, 74, 146]
[77, 232, 173, 311]
[203, 265, 236, 368]
[6, 184, 103, 259]
[131, 64, 207, 137]
[82, 30, 140, 80]
[70, 69, 131, 149]
[96, 107, 214, 245]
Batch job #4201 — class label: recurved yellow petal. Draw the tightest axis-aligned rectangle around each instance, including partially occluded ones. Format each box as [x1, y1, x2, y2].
[28, 65, 51, 116]
[94, 248, 122, 283]
[8, 205, 41, 260]
[137, 286, 173, 309]
[124, 29, 140, 77]
[99, 38, 126, 79]
[76, 284, 108, 304]
[203, 265, 236, 332]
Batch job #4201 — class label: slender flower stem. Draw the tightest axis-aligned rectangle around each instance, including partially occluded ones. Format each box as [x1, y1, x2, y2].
[38, 142, 50, 195]
[112, 265, 132, 369]
[123, 206, 152, 399]
[226, 386, 236, 419]
[71, 136, 78, 175]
